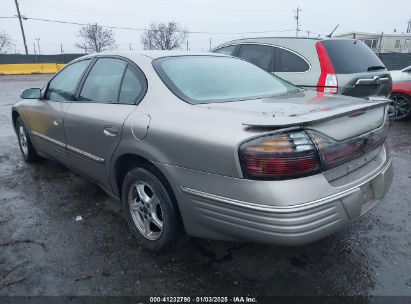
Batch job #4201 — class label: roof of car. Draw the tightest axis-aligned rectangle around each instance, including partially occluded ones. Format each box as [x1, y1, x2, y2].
[219, 36, 322, 44]
[211, 36, 364, 50]
[82, 50, 225, 60]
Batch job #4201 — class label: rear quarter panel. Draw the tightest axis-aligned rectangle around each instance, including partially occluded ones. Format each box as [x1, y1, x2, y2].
[392, 81, 411, 95]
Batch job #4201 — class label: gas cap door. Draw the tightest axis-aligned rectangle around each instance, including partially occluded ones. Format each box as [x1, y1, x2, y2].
[131, 114, 151, 140]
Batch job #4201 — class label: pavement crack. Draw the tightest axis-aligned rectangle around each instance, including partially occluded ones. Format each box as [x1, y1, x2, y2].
[0, 239, 48, 252]
[195, 243, 251, 267]
[1, 261, 28, 279]
[74, 274, 93, 282]
[0, 276, 27, 289]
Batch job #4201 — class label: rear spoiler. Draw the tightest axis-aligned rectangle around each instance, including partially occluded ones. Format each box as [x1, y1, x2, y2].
[242, 99, 390, 128]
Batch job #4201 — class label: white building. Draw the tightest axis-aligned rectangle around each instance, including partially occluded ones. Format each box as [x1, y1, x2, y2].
[334, 32, 411, 53]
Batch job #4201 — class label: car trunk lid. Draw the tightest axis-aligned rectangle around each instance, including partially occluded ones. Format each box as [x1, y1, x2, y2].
[198, 90, 389, 141]
[201, 90, 389, 180]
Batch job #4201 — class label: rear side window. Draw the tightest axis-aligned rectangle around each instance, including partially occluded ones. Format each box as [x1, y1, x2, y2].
[274, 48, 310, 72]
[119, 67, 145, 104]
[214, 45, 236, 56]
[79, 58, 127, 103]
[321, 40, 386, 74]
[237, 45, 273, 71]
[46, 59, 91, 101]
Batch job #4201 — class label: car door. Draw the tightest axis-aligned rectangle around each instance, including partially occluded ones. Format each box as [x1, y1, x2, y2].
[63, 57, 147, 189]
[28, 59, 92, 163]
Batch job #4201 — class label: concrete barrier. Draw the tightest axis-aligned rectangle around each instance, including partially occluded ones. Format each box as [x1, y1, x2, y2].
[0, 63, 65, 75]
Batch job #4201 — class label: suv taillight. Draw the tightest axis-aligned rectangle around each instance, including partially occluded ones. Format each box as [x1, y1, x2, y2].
[239, 131, 321, 180]
[316, 41, 338, 94]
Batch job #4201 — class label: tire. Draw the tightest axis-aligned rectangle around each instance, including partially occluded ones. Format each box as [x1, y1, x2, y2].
[121, 165, 183, 252]
[390, 93, 411, 121]
[15, 116, 40, 163]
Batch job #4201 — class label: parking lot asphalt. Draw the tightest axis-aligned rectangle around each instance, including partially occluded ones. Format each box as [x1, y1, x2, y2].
[0, 74, 410, 298]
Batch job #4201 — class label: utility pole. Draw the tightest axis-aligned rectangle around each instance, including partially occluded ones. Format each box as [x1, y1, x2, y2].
[307, 30, 310, 37]
[35, 38, 41, 55]
[378, 32, 384, 56]
[14, 0, 28, 55]
[186, 40, 189, 51]
[209, 37, 212, 50]
[60, 43, 64, 63]
[33, 43, 37, 62]
[293, 6, 302, 37]
[129, 42, 132, 50]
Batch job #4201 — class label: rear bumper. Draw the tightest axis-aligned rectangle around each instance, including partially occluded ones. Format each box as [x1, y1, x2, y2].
[156, 147, 393, 245]
[181, 158, 392, 245]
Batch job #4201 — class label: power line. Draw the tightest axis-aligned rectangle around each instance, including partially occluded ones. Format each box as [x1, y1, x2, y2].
[0, 15, 295, 35]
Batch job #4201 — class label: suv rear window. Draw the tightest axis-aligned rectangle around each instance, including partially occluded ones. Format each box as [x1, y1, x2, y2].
[321, 40, 386, 74]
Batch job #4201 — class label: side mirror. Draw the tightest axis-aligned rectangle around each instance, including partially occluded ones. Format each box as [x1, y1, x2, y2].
[20, 88, 41, 99]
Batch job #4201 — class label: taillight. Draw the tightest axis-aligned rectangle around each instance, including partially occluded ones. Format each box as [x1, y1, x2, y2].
[239, 110, 389, 180]
[316, 41, 338, 94]
[307, 113, 389, 171]
[239, 131, 321, 180]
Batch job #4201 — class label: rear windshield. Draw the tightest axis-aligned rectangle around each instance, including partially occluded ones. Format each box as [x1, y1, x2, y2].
[153, 56, 299, 104]
[321, 40, 386, 74]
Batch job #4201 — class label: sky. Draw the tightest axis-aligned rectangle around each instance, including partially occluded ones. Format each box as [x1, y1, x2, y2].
[1, 0, 410, 54]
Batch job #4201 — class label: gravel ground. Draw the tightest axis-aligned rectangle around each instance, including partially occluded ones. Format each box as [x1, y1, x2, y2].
[0, 75, 410, 299]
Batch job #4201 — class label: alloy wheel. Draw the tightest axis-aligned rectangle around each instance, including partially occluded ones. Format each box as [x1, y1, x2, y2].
[128, 181, 164, 240]
[390, 94, 411, 120]
[18, 125, 29, 156]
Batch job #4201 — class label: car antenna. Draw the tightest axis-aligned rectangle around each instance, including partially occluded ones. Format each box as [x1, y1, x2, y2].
[326, 24, 339, 38]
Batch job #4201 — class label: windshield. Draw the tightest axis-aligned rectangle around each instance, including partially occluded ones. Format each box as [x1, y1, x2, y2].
[153, 56, 299, 104]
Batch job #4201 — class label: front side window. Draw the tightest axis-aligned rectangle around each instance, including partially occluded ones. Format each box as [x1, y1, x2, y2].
[154, 56, 299, 104]
[274, 48, 310, 72]
[213, 45, 236, 56]
[45, 59, 91, 102]
[79, 58, 127, 103]
[395, 40, 400, 48]
[237, 44, 273, 71]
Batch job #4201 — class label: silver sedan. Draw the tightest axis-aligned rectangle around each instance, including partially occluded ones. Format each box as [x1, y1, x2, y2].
[12, 51, 393, 252]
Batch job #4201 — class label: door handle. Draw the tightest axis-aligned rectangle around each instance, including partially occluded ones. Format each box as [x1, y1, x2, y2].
[103, 126, 118, 137]
[355, 76, 390, 85]
[53, 119, 61, 126]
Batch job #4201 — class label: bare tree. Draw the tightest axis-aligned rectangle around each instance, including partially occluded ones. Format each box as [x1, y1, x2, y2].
[0, 31, 12, 54]
[141, 21, 188, 50]
[75, 23, 116, 53]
